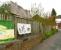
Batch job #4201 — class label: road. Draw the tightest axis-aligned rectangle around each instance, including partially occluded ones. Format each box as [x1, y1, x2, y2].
[31, 30, 61, 50]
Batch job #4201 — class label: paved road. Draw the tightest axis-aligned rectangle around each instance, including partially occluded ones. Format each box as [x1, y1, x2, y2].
[31, 30, 61, 50]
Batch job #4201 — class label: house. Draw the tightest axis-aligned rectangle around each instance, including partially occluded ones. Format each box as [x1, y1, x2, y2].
[8, 1, 43, 38]
[9, 1, 31, 18]
[55, 15, 61, 29]
[0, 1, 43, 38]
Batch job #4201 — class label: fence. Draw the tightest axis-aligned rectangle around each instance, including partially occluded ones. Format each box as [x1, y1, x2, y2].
[0, 16, 48, 50]
[14, 17, 43, 38]
[0, 15, 43, 37]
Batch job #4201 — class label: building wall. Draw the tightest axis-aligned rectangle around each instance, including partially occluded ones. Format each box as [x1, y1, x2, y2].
[0, 14, 13, 21]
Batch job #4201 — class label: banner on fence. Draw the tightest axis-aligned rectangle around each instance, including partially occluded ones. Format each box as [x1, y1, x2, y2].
[17, 23, 31, 34]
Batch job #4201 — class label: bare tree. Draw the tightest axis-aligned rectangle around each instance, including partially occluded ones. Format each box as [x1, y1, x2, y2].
[31, 3, 44, 17]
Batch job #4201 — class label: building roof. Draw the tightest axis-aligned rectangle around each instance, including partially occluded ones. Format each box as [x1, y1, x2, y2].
[56, 15, 61, 18]
[9, 1, 32, 19]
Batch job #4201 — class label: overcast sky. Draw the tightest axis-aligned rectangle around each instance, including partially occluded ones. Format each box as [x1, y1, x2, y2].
[0, 0, 61, 15]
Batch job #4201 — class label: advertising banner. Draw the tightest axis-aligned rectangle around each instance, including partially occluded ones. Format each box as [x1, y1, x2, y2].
[0, 20, 14, 44]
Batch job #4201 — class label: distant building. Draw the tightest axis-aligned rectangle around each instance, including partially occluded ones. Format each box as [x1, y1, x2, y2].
[55, 15, 61, 29]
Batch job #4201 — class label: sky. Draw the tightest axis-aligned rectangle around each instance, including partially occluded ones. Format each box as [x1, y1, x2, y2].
[0, 0, 61, 15]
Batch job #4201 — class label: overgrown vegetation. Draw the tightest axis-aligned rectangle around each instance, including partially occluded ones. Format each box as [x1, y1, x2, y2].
[32, 14, 57, 39]
[31, 4, 58, 40]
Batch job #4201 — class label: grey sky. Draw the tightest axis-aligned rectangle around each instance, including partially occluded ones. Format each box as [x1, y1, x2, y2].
[0, 0, 61, 15]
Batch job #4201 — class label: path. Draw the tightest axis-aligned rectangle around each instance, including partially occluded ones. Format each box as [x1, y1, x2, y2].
[31, 30, 61, 50]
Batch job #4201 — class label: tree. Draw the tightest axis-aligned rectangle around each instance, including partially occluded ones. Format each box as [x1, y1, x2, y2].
[51, 8, 56, 16]
[50, 8, 56, 26]
[0, 2, 16, 20]
[0, 3, 11, 20]
[31, 3, 44, 17]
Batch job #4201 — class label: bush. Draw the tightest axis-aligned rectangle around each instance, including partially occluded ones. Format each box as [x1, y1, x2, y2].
[45, 29, 58, 38]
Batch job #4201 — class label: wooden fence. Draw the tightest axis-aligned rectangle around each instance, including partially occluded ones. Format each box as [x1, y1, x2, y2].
[14, 17, 43, 38]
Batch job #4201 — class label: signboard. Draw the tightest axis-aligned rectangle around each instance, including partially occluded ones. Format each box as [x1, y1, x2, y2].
[0, 20, 14, 42]
[17, 23, 31, 34]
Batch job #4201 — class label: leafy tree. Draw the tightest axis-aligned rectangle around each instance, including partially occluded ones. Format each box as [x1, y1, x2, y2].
[49, 8, 57, 26]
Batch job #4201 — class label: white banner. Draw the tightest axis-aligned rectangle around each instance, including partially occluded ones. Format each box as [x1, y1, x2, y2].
[17, 23, 31, 34]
